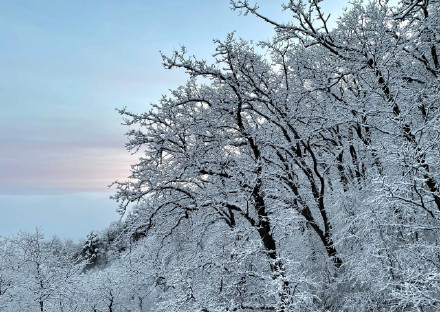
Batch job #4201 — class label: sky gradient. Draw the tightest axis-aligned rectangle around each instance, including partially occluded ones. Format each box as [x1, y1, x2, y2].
[0, 0, 347, 240]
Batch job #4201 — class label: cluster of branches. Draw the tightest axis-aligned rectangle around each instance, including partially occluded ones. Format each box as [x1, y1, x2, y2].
[111, 0, 440, 311]
[0, 225, 139, 312]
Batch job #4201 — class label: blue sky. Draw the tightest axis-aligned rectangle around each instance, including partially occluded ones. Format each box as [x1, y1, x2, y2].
[0, 0, 346, 240]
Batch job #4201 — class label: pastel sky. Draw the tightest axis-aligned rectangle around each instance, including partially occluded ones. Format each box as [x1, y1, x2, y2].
[0, 0, 346, 240]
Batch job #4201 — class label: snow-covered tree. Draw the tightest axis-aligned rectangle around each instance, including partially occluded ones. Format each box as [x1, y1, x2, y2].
[0, 230, 84, 312]
[82, 231, 101, 268]
[113, 0, 440, 310]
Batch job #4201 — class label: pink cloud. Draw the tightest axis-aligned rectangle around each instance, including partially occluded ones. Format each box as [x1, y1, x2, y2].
[0, 143, 136, 195]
